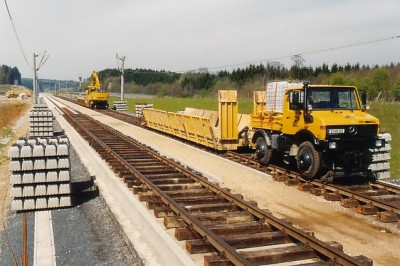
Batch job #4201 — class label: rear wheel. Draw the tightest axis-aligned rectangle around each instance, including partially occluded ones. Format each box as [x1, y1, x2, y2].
[255, 136, 272, 165]
[296, 141, 322, 180]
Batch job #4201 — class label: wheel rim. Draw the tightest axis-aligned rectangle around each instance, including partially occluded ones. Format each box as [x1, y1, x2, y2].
[298, 150, 312, 171]
[255, 140, 266, 160]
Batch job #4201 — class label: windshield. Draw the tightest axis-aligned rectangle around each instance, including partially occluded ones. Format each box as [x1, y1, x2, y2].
[307, 87, 359, 110]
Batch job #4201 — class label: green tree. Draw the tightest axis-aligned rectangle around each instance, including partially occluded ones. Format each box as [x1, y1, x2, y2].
[370, 68, 390, 100]
[324, 72, 355, 85]
[392, 75, 400, 101]
[356, 77, 374, 100]
[11, 67, 21, 84]
[0, 65, 21, 84]
[290, 55, 305, 79]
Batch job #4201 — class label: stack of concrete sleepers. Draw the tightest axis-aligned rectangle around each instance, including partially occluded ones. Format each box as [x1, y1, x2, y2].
[369, 132, 392, 179]
[135, 103, 153, 117]
[8, 136, 72, 211]
[265, 81, 303, 112]
[29, 103, 54, 137]
[113, 100, 128, 111]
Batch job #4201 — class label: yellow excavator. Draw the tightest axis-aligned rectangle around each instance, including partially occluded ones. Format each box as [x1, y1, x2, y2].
[78, 71, 109, 109]
[6, 87, 32, 98]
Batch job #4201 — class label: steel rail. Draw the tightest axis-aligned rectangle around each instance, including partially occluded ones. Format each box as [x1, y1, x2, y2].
[50, 96, 373, 264]
[319, 182, 400, 214]
[61, 108, 365, 266]
[375, 180, 400, 194]
[56, 96, 399, 223]
[63, 112, 251, 265]
[227, 151, 400, 216]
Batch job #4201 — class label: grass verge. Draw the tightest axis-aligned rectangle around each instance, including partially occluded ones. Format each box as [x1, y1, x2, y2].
[369, 102, 400, 178]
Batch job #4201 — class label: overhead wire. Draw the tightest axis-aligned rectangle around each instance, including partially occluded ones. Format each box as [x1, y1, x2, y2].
[4, 0, 32, 69]
[4, 0, 398, 77]
[118, 34, 400, 75]
[37, 51, 50, 71]
[189, 34, 400, 73]
[96, 35, 400, 76]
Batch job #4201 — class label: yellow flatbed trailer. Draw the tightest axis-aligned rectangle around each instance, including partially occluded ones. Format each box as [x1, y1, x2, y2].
[143, 90, 250, 150]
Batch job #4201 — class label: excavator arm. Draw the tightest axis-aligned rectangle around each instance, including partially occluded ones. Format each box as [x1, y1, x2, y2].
[88, 71, 101, 91]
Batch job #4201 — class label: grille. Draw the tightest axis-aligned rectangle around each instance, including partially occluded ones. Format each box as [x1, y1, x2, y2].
[327, 125, 378, 138]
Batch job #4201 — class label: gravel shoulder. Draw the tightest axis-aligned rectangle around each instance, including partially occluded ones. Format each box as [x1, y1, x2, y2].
[0, 99, 142, 265]
[83, 104, 400, 265]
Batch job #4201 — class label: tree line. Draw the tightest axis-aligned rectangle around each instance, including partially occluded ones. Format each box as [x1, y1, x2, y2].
[98, 62, 400, 101]
[0, 65, 21, 85]
[99, 68, 180, 86]
[3, 62, 400, 101]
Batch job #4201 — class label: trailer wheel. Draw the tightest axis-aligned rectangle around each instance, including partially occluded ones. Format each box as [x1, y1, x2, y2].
[296, 141, 321, 180]
[255, 136, 272, 165]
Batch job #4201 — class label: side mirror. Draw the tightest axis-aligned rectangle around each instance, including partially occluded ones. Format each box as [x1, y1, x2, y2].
[359, 90, 368, 110]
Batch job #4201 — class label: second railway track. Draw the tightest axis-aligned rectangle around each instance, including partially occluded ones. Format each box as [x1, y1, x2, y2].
[51, 97, 374, 265]
[223, 151, 400, 226]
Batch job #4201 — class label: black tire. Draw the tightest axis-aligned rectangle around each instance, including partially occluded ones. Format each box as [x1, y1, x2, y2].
[296, 141, 322, 180]
[255, 136, 272, 165]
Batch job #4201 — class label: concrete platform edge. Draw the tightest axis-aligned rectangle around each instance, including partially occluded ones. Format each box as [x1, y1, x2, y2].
[46, 97, 196, 266]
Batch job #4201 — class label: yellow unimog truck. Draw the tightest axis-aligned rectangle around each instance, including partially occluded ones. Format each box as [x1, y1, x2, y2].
[143, 82, 390, 182]
[251, 81, 388, 182]
[78, 71, 109, 109]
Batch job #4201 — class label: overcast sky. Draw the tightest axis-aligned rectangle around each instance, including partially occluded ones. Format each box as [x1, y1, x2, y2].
[1, 0, 399, 81]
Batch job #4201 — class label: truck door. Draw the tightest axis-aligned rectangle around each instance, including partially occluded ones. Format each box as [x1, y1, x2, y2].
[282, 90, 305, 135]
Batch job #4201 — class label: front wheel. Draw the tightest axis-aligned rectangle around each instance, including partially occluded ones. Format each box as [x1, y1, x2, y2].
[296, 141, 322, 180]
[255, 136, 272, 165]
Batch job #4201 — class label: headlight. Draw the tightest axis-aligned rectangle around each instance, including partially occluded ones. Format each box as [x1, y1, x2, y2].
[375, 139, 384, 147]
[329, 142, 337, 149]
[327, 128, 345, 135]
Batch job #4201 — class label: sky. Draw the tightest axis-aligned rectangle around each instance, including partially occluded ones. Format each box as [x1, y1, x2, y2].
[1, 0, 400, 81]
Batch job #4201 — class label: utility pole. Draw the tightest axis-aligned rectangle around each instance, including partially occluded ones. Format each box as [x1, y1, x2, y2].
[116, 54, 126, 101]
[33, 53, 38, 104]
[32, 51, 49, 103]
[79, 75, 82, 94]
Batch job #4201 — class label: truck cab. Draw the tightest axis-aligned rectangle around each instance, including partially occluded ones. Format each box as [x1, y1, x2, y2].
[252, 82, 385, 182]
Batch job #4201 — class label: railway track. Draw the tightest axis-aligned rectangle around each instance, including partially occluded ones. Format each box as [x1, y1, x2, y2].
[56, 96, 400, 227]
[223, 151, 400, 225]
[102, 99, 400, 227]
[52, 99, 371, 265]
[99, 108, 143, 125]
